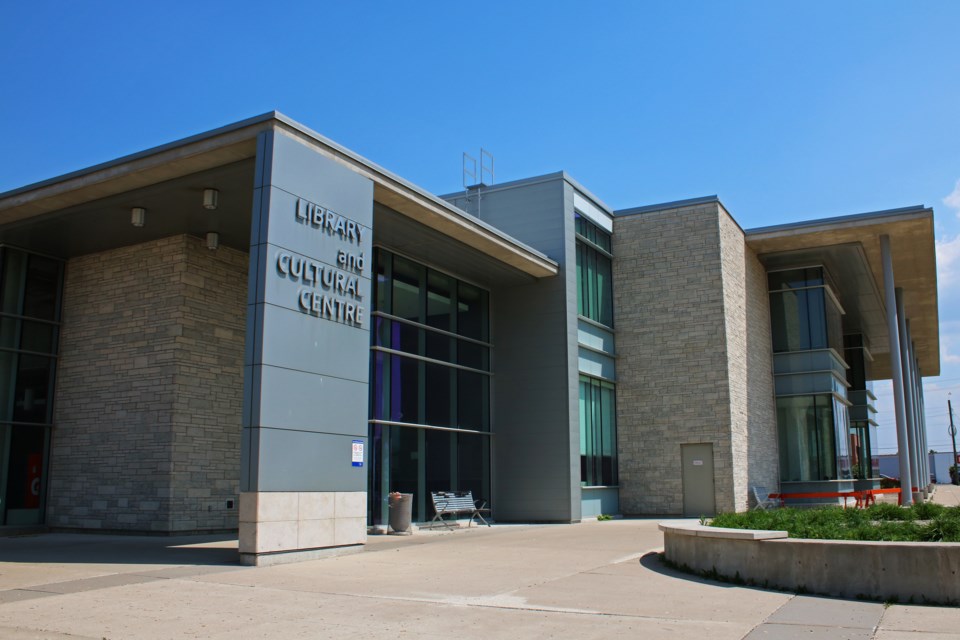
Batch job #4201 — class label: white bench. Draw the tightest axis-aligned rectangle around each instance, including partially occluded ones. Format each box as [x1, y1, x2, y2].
[429, 491, 491, 529]
[752, 486, 781, 510]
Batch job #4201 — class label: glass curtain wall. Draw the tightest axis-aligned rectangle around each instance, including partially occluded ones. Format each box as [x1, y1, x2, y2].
[0, 248, 63, 526]
[575, 214, 613, 327]
[579, 376, 617, 486]
[776, 395, 840, 482]
[575, 213, 618, 488]
[769, 268, 843, 355]
[769, 267, 853, 484]
[368, 249, 491, 524]
[849, 421, 873, 480]
[844, 335, 878, 481]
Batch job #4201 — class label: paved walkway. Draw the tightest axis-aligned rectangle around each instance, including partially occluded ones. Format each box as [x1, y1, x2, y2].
[930, 482, 960, 506]
[0, 516, 958, 639]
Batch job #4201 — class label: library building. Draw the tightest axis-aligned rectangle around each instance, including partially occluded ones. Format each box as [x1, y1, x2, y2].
[0, 112, 938, 564]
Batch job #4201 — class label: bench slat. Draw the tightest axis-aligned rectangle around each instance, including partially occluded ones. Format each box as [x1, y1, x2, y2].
[429, 491, 490, 528]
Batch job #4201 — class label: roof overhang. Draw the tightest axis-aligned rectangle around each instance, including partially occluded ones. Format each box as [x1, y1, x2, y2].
[0, 112, 558, 280]
[747, 207, 939, 378]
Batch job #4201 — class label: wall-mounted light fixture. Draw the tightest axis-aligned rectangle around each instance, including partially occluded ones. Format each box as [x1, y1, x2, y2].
[131, 207, 146, 227]
[206, 232, 220, 251]
[203, 188, 219, 210]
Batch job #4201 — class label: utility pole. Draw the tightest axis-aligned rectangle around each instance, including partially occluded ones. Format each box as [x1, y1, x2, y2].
[950, 397, 959, 486]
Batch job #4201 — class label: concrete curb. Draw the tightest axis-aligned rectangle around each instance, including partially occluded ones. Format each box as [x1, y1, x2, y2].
[660, 521, 960, 605]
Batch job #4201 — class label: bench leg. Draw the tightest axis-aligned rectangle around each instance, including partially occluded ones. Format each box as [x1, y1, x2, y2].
[431, 512, 454, 530]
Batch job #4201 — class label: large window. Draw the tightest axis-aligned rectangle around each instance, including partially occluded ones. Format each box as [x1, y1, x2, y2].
[849, 421, 875, 480]
[579, 375, 617, 486]
[575, 214, 613, 327]
[0, 248, 63, 526]
[769, 266, 854, 486]
[370, 251, 490, 431]
[368, 249, 491, 524]
[768, 267, 843, 354]
[777, 394, 850, 482]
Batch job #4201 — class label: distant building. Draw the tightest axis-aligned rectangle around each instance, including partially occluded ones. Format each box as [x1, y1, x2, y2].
[0, 113, 938, 563]
[880, 452, 957, 484]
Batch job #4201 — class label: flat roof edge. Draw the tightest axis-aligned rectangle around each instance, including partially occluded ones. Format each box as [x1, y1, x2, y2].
[0, 111, 558, 275]
[438, 171, 567, 200]
[438, 171, 615, 216]
[0, 111, 279, 201]
[746, 206, 933, 236]
[615, 195, 721, 217]
[271, 117, 557, 270]
[562, 174, 614, 215]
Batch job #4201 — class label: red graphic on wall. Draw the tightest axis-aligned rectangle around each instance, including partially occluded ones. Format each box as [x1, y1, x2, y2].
[25, 453, 41, 508]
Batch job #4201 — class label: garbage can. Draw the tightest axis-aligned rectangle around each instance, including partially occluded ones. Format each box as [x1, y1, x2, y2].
[388, 492, 413, 534]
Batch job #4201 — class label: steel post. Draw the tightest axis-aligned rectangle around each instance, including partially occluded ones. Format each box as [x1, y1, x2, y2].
[881, 235, 912, 504]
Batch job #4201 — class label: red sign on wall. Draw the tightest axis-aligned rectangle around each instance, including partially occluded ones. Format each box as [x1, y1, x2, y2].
[25, 453, 41, 508]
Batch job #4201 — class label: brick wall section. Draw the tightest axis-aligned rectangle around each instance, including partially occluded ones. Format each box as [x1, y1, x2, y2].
[717, 209, 778, 511]
[169, 236, 247, 531]
[743, 229, 779, 502]
[613, 204, 735, 514]
[48, 235, 247, 532]
[718, 209, 749, 512]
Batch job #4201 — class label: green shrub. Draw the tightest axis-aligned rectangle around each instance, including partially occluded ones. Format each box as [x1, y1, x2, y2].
[911, 501, 946, 520]
[873, 521, 922, 541]
[708, 503, 960, 542]
[919, 516, 960, 542]
[867, 502, 914, 521]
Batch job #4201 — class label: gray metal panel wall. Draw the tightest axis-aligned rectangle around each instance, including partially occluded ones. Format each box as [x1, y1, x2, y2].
[242, 129, 373, 493]
[450, 180, 581, 522]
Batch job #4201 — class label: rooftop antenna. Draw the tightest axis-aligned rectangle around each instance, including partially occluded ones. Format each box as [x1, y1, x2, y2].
[462, 152, 477, 190]
[462, 148, 495, 216]
[480, 148, 494, 186]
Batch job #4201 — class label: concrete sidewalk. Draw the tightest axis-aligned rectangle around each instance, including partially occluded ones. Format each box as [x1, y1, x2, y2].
[930, 482, 960, 506]
[0, 519, 957, 639]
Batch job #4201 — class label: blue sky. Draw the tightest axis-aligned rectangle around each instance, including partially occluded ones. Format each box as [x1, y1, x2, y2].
[3, 2, 960, 456]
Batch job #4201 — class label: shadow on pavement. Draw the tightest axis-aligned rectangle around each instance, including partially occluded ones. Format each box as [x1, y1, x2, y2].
[638, 550, 789, 595]
[0, 533, 240, 566]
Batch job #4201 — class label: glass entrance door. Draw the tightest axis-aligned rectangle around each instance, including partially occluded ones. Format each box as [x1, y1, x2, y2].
[368, 423, 490, 524]
[0, 424, 49, 525]
[367, 249, 492, 526]
[0, 247, 63, 527]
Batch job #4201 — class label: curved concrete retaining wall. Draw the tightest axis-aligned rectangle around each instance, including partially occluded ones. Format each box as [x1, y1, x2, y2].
[660, 521, 960, 604]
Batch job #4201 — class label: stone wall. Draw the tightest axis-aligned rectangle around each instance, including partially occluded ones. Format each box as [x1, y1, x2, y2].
[717, 210, 778, 511]
[170, 236, 247, 531]
[742, 231, 779, 502]
[613, 203, 735, 514]
[48, 235, 247, 532]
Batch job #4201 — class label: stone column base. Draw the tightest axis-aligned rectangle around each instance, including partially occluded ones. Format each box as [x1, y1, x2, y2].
[239, 491, 366, 565]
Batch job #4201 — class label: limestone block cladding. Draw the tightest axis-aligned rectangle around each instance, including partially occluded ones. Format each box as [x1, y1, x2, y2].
[238, 491, 366, 559]
[48, 235, 248, 532]
[613, 202, 777, 515]
[718, 211, 779, 511]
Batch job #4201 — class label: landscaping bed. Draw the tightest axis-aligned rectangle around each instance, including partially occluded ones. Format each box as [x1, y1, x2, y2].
[709, 502, 960, 542]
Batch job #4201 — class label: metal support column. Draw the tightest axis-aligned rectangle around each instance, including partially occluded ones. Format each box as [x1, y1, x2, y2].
[916, 362, 927, 494]
[906, 321, 924, 496]
[881, 235, 912, 505]
[907, 340, 930, 499]
[915, 353, 929, 491]
[898, 295, 922, 503]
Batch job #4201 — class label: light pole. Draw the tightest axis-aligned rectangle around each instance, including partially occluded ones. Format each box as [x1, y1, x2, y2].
[950, 395, 959, 486]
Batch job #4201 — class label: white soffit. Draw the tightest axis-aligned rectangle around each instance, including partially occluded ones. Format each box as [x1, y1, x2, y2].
[574, 193, 613, 233]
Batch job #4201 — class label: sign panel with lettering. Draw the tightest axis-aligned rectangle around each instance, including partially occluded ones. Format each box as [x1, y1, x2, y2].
[243, 129, 374, 499]
[269, 197, 369, 328]
[352, 440, 364, 467]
